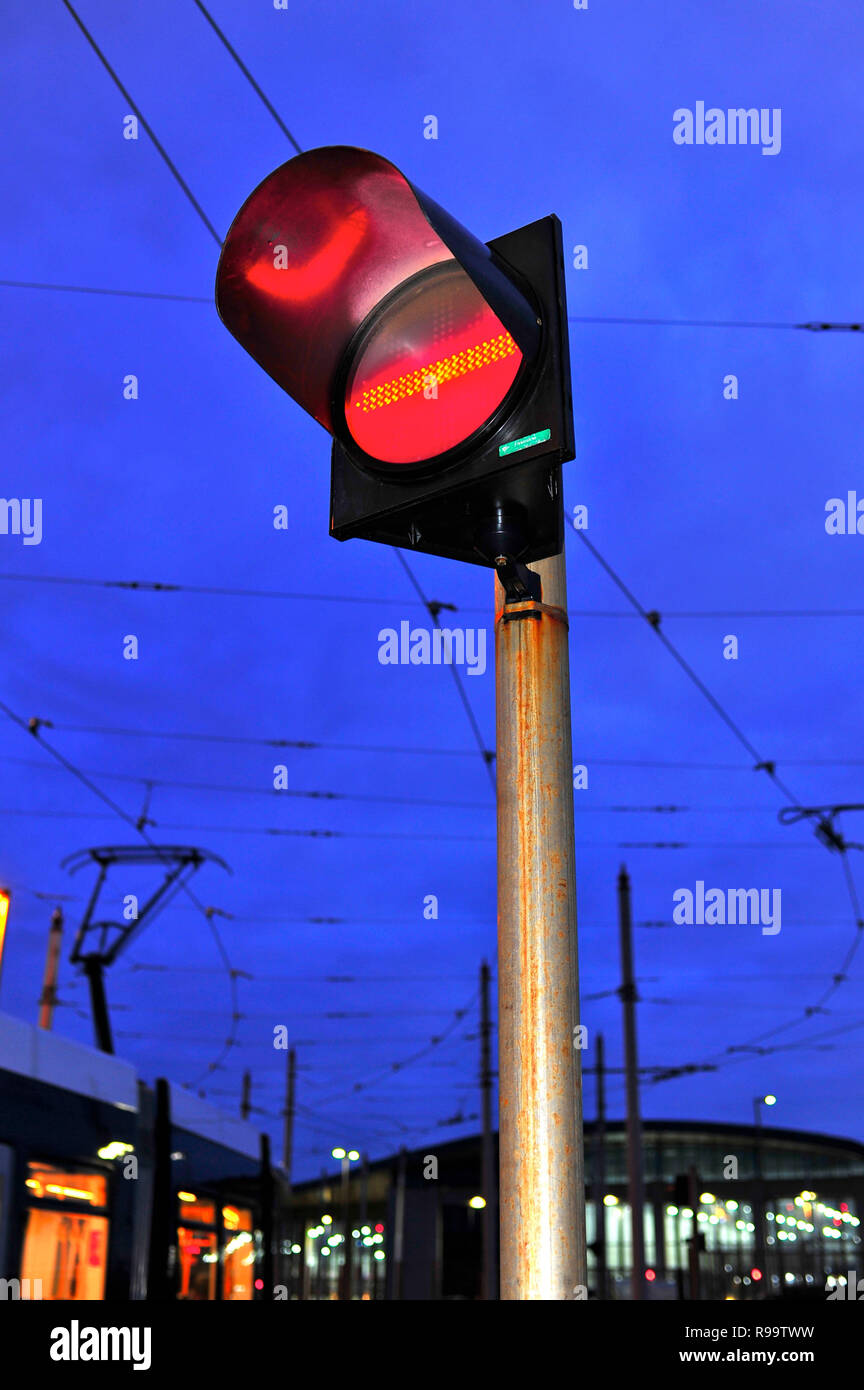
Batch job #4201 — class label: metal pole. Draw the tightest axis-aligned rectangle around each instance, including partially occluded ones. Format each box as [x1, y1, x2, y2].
[480, 958, 498, 1299]
[241, 1070, 251, 1120]
[84, 957, 114, 1054]
[495, 546, 586, 1301]
[617, 864, 646, 1300]
[38, 907, 64, 1030]
[339, 1156, 353, 1301]
[392, 1146, 407, 1300]
[753, 1099, 767, 1284]
[283, 1047, 296, 1182]
[146, 1078, 174, 1301]
[359, 1153, 368, 1300]
[687, 1166, 701, 1301]
[260, 1132, 274, 1299]
[594, 1031, 609, 1299]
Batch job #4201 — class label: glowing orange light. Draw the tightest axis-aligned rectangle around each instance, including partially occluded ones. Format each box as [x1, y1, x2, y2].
[750, 1268, 763, 1281]
[353, 331, 518, 414]
[0, 891, 9, 979]
[246, 207, 368, 304]
[46, 1184, 96, 1203]
[177, 1191, 197, 1203]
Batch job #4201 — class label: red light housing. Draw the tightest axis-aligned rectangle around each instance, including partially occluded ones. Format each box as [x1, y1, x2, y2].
[216, 146, 539, 470]
[215, 147, 574, 568]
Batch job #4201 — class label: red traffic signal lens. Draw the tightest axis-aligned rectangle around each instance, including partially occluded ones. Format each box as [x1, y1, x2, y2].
[345, 263, 522, 465]
[216, 148, 540, 466]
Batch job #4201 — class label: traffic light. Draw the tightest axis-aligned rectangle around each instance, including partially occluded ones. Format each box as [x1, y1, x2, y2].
[216, 146, 574, 568]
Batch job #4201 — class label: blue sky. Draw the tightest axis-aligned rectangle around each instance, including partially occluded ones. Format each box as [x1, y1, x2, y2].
[1, 0, 862, 1179]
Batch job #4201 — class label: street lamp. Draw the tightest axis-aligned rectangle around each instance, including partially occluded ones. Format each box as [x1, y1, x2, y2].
[331, 1147, 361, 1300]
[752, 1094, 777, 1288]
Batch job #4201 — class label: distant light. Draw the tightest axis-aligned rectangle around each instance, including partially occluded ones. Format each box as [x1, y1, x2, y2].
[178, 1191, 197, 1203]
[97, 1141, 134, 1161]
[645, 1269, 656, 1282]
[363, 1236, 373, 1246]
[348, 1150, 360, 1161]
[291, 1244, 302, 1254]
[681, 1208, 693, 1219]
[666, 1205, 679, 1216]
[254, 1279, 264, 1290]
[322, 1247, 331, 1257]
[700, 1193, 715, 1205]
[306, 1228, 318, 1239]
[322, 1215, 333, 1225]
[468, 1196, 486, 1209]
[372, 1234, 383, 1244]
[726, 1201, 738, 1212]
[764, 1095, 777, 1106]
[603, 1195, 618, 1207]
[361, 1226, 371, 1236]
[750, 1268, 762, 1281]
[332, 1148, 346, 1160]
[352, 1229, 361, 1239]
[374, 1223, 384, 1233]
[373, 1251, 385, 1261]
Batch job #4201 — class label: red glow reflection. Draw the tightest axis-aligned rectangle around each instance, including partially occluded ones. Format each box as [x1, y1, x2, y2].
[247, 206, 369, 304]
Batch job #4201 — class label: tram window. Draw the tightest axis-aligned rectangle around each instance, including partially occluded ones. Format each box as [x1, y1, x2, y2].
[26, 1163, 107, 1207]
[21, 1163, 109, 1300]
[222, 1205, 254, 1300]
[177, 1193, 216, 1225]
[21, 1210, 108, 1299]
[177, 1227, 219, 1300]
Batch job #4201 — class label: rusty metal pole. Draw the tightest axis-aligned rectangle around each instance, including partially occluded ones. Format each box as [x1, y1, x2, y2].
[618, 864, 646, 1300]
[38, 906, 64, 1030]
[495, 545, 586, 1300]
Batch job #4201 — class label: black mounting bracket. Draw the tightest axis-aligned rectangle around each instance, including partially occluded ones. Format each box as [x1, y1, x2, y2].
[494, 555, 542, 605]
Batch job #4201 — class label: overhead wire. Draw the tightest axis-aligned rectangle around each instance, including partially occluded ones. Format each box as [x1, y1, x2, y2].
[567, 517, 864, 1065]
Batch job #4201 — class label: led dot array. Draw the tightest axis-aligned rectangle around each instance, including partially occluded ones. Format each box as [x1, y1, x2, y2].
[354, 332, 517, 412]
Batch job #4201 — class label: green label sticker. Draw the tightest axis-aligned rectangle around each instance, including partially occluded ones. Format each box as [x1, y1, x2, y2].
[498, 428, 551, 457]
